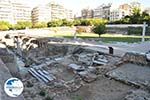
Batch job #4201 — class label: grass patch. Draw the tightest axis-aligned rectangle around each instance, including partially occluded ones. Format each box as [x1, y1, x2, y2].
[48, 33, 150, 43]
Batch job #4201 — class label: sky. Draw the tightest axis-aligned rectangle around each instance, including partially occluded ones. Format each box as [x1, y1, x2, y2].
[24, 0, 150, 15]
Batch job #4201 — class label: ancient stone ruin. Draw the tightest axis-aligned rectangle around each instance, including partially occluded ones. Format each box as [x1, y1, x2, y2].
[0, 33, 150, 100]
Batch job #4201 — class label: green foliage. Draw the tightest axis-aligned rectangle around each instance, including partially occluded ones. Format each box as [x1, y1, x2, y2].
[79, 19, 107, 26]
[0, 21, 12, 31]
[33, 22, 47, 28]
[0, 24, 9, 31]
[80, 19, 93, 26]
[110, 7, 150, 24]
[61, 19, 73, 26]
[128, 27, 142, 35]
[15, 21, 32, 30]
[47, 19, 107, 27]
[73, 19, 81, 26]
[92, 24, 106, 37]
[47, 20, 63, 27]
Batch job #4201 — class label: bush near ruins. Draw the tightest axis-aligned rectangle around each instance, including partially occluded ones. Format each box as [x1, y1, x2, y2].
[128, 27, 142, 35]
[33, 22, 47, 28]
[92, 24, 106, 37]
[0, 21, 13, 31]
[47, 19, 107, 27]
[14, 21, 32, 30]
[0, 25, 9, 31]
[47, 20, 63, 27]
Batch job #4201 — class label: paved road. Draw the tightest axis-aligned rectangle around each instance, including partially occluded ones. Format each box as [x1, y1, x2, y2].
[84, 41, 150, 57]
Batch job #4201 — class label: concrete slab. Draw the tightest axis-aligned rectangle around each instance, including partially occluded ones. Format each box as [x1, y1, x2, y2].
[107, 63, 150, 88]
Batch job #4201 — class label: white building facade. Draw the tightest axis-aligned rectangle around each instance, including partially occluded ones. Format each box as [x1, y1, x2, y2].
[32, 5, 51, 24]
[0, 0, 13, 23]
[93, 4, 111, 20]
[110, 4, 132, 21]
[0, 0, 31, 24]
[49, 2, 73, 20]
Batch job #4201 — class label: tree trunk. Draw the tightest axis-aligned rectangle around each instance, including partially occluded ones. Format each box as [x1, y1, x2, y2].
[99, 34, 101, 38]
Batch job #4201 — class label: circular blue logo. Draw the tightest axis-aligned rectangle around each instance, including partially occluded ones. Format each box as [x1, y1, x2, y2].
[4, 78, 24, 97]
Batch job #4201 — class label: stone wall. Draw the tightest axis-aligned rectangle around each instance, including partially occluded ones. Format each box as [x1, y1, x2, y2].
[0, 47, 20, 77]
[0, 59, 24, 100]
[122, 52, 148, 65]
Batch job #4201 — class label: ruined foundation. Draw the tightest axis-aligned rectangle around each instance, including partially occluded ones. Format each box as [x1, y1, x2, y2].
[0, 33, 150, 100]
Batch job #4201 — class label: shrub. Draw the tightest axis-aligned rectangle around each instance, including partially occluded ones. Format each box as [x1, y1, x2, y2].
[0, 25, 9, 31]
[0, 21, 13, 31]
[128, 27, 142, 35]
[61, 19, 73, 27]
[80, 19, 92, 26]
[73, 19, 81, 26]
[15, 21, 32, 30]
[47, 20, 63, 27]
[33, 22, 47, 28]
[92, 24, 106, 37]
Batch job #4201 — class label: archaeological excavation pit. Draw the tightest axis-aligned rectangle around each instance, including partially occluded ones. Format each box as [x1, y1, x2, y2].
[0, 34, 150, 100]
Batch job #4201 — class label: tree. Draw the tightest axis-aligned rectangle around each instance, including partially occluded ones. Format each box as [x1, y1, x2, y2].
[15, 21, 32, 30]
[130, 7, 142, 24]
[73, 19, 81, 26]
[61, 19, 73, 27]
[92, 24, 106, 37]
[47, 20, 63, 27]
[33, 22, 47, 28]
[0, 24, 9, 31]
[0, 21, 13, 31]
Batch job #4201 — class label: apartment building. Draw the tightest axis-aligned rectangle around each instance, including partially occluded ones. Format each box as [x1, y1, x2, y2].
[0, 0, 13, 23]
[49, 2, 73, 20]
[81, 8, 93, 18]
[65, 9, 74, 20]
[93, 4, 111, 20]
[0, 0, 31, 24]
[32, 5, 51, 24]
[110, 4, 132, 21]
[12, 1, 31, 23]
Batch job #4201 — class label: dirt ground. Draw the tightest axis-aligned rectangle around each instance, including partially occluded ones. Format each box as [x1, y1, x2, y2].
[54, 76, 134, 100]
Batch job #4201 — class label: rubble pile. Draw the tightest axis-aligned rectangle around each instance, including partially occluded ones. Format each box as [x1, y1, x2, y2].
[125, 90, 150, 100]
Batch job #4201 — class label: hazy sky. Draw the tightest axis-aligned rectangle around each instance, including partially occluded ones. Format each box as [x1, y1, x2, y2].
[24, 0, 150, 14]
